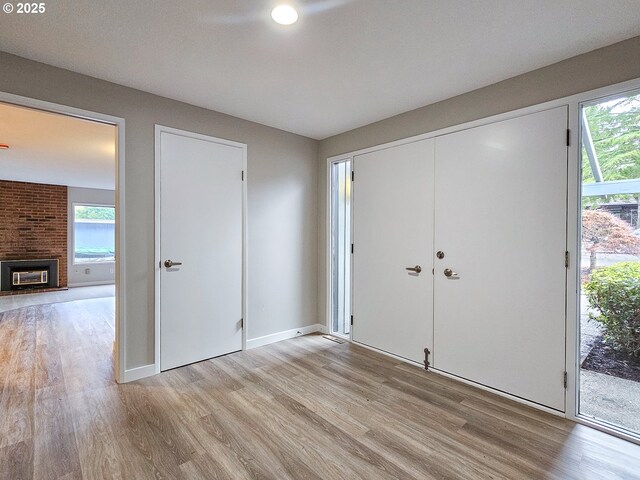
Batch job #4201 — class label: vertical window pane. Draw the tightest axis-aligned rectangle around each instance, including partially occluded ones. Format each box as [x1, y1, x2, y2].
[331, 161, 351, 336]
[579, 91, 640, 436]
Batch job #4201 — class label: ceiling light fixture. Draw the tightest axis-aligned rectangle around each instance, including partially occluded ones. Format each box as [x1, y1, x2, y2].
[0, 144, 9, 150]
[271, 5, 298, 25]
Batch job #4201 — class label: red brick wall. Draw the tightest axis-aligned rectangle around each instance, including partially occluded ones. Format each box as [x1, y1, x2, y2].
[0, 180, 68, 291]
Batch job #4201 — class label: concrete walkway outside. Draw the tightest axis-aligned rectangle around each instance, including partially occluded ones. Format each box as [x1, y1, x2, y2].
[580, 370, 640, 432]
[580, 293, 640, 435]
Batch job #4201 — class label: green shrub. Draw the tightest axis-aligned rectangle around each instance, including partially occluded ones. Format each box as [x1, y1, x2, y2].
[584, 262, 640, 357]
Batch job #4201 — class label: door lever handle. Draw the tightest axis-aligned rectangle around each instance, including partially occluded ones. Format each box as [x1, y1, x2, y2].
[444, 268, 459, 278]
[164, 260, 183, 268]
[406, 265, 422, 274]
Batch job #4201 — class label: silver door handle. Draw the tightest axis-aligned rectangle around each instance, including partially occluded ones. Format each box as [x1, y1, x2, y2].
[406, 265, 422, 274]
[444, 268, 459, 278]
[164, 260, 183, 268]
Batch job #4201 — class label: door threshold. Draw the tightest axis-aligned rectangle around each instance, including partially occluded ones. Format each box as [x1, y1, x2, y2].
[327, 332, 350, 341]
[323, 335, 347, 344]
[574, 414, 640, 446]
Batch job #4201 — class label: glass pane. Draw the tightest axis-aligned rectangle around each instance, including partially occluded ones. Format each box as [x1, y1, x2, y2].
[331, 161, 351, 337]
[579, 91, 640, 436]
[74, 205, 116, 263]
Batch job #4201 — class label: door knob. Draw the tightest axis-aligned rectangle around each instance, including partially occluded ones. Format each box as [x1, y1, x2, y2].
[444, 268, 459, 278]
[406, 265, 422, 274]
[164, 260, 183, 268]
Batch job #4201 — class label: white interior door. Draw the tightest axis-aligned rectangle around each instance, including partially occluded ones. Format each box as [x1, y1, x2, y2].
[352, 139, 434, 363]
[158, 128, 244, 371]
[433, 107, 568, 411]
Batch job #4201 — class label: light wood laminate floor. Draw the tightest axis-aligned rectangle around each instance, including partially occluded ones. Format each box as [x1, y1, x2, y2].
[1, 298, 640, 479]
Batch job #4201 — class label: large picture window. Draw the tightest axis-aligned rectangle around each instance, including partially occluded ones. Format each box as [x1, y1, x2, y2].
[73, 204, 115, 263]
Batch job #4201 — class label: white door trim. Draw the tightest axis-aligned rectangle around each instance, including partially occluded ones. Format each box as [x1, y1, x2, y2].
[0, 91, 127, 384]
[325, 76, 640, 444]
[154, 125, 248, 374]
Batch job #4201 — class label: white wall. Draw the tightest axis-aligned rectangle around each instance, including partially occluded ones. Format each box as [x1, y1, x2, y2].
[67, 187, 116, 287]
[317, 35, 640, 331]
[0, 51, 318, 372]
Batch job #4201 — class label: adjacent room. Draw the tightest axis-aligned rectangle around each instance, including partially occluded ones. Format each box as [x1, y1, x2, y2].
[0, 102, 118, 396]
[1, 1, 640, 479]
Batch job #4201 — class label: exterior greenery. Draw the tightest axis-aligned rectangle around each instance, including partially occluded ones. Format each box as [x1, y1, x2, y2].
[74, 205, 115, 221]
[582, 93, 640, 208]
[585, 262, 640, 357]
[582, 209, 640, 271]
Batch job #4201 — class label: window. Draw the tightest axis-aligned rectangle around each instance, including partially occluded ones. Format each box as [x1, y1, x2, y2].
[73, 204, 115, 263]
[330, 159, 351, 337]
[578, 90, 640, 437]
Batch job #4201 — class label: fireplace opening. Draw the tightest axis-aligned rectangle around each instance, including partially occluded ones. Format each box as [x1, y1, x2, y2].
[0, 259, 59, 292]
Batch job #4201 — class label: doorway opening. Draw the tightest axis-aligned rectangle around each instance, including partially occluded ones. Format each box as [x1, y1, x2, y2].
[329, 159, 351, 339]
[0, 97, 122, 383]
[578, 90, 640, 437]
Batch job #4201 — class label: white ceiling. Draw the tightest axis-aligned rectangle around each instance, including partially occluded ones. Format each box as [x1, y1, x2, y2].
[0, 102, 116, 189]
[0, 1, 639, 139]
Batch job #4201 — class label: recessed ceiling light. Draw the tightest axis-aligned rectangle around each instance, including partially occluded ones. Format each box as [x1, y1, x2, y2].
[0, 144, 9, 150]
[271, 5, 298, 25]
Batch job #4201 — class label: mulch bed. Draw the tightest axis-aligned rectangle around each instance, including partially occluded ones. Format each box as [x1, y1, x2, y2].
[581, 336, 640, 383]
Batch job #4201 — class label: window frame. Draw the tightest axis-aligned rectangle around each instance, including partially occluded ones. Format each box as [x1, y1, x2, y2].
[71, 201, 116, 265]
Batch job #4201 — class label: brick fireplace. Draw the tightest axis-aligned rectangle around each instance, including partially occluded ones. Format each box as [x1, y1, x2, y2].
[0, 180, 68, 295]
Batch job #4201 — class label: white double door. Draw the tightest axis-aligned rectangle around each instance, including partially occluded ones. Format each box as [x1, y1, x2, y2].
[158, 128, 244, 371]
[352, 107, 568, 411]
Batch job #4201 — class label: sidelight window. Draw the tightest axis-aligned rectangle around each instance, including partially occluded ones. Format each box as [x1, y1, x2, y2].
[330, 160, 352, 337]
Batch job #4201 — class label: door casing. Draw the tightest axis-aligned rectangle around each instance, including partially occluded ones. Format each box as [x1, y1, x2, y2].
[0, 91, 127, 383]
[154, 125, 248, 374]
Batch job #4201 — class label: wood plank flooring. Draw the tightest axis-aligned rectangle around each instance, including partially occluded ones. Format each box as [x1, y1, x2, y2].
[1, 298, 640, 479]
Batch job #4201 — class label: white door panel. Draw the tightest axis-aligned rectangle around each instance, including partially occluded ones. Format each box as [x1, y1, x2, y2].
[159, 131, 243, 371]
[352, 139, 434, 363]
[433, 107, 568, 411]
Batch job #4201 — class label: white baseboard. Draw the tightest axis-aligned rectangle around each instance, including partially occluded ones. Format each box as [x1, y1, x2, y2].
[247, 323, 326, 349]
[121, 324, 326, 382]
[68, 280, 116, 288]
[122, 364, 156, 383]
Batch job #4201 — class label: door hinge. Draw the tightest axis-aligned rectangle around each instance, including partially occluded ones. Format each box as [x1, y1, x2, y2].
[564, 251, 569, 268]
[351, 171, 354, 182]
[566, 129, 570, 147]
[350, 315, 353, 326]
[351, 243, 354, 254]
[563, 371, 568, 388]
[240, 318, 244, 329]
[424, 348, 430, 371]
[241, 170, 245, 181]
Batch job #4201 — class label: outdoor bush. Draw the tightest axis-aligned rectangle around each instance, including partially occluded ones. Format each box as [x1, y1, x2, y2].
[584, 262, 640, 357]
[582, 209, 640, 271]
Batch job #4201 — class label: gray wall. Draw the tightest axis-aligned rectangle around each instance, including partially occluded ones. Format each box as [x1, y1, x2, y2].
[68, 187, 116, 287]
[317, 35, 640, 329]
[0, 51, 318, 371]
